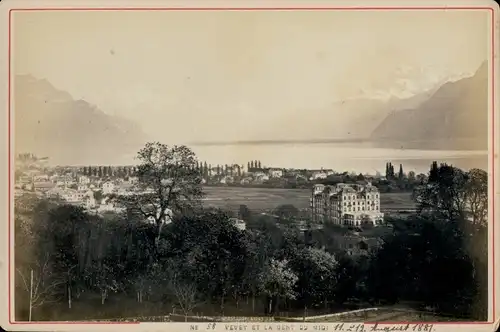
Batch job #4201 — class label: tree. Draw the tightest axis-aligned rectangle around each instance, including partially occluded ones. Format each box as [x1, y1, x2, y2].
[16, 253, 65, 321]
[240, 231, 267, 313]
[170, 275, 202, 321]
[408, 171, 416, 183]
[429, 161, 439, 181]
[162, 210, 249, 314]
[85, 262, 122, 305]
[203, 162, 209, 177]
[398, 164, 404, 180]
[275, 204, 299, 221]
[400, 163, 488, 318]
[238, 204, 253, 222]
[414, 163, 469, 221]
[93, 190, 103, 202]
[334, 254, 361, 305]
[291, 247, 338, 319]
[465, 169, 488, 226]
[385, 162, 395, 179]
[114, 143, 204, 250]
[261, 259, 298, 315]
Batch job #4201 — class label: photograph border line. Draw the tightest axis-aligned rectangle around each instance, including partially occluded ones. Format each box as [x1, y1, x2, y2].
[5, 4, 497, 326]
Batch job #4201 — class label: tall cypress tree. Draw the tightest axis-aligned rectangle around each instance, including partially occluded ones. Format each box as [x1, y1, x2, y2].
[429, 161, 439, 182]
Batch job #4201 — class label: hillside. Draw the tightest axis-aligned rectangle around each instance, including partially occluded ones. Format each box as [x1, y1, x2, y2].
[249, 86, 438, 143]
[370, 62, 488, 151]
[14, 75, 147, 165]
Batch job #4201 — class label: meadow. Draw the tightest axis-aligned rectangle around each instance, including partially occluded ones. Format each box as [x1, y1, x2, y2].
[201, 186, 416, 213]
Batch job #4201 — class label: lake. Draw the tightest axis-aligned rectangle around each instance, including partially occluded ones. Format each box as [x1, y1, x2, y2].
[188, 143, 488, 174]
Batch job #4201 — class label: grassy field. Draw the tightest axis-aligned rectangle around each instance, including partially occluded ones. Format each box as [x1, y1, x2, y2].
[202, 186, 416, 212]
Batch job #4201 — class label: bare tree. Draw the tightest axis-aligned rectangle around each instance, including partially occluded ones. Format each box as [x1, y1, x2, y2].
[170, 274, 202, 322]
[16, 253, 65, 321]
[114, 143, 204, 248]
[65, 264, 77, 309]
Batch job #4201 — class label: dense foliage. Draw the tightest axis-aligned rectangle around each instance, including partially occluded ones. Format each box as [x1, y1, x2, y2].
[14, 145, 488, 322]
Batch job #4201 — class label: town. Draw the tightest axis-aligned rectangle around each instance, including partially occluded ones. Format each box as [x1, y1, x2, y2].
[15, 152, 420, 234]
[13, 143, 488, 323]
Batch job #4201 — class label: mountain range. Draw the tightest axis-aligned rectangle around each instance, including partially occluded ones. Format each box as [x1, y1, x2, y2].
[14, 74, 147, 165]
[14, 61, 488, 166]
[370, 61, 488, 151]
[200, 61, 488, 151]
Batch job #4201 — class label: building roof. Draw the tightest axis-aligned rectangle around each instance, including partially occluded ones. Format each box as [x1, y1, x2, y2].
[34, 182, 55, 189]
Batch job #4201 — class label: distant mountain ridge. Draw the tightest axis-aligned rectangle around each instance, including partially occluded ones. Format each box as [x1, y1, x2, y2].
[370, 62, 488, 151]
[14, 75, 147, 165]
[249, 79, 444, 143]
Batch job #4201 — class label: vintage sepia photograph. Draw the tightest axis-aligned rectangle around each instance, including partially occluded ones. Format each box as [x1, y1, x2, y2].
[1, 0, 498, 329]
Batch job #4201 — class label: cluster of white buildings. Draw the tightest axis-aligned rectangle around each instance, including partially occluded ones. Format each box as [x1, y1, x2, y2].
[310, 183, 384, 227]
[211, 167, 285, 185]
[16, 169, 249, 230]
[15, 172, 139, 215]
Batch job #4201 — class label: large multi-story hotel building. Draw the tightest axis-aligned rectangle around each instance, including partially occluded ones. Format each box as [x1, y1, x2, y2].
[310, 183, 384, 226]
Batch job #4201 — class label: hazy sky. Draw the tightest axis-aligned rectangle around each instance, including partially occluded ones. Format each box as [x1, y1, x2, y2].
[13, 10, 489, 143]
